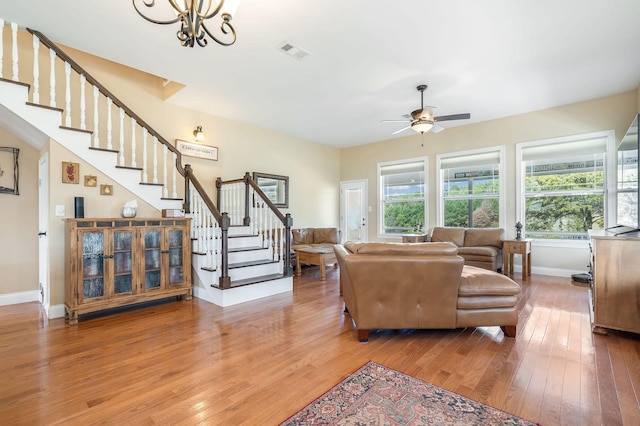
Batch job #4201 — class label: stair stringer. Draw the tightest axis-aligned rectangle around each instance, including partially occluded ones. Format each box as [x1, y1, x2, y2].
[0, 80, 182, 211]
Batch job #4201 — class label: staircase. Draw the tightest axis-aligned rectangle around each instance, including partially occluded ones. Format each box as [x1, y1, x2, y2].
[0, 19, 292, 307]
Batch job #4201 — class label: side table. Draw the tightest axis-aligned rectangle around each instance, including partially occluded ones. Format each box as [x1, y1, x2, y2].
[503, 239, 531, 280]
[402, 234, 427, 243]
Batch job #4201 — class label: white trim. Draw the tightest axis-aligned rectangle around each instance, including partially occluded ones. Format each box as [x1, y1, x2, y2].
[516, 130, 616, 238]
[0, 290, 40, 306]
[47, 304, 66, 319]
[436, 145, 505, 228]
[377, 156, 428, 238]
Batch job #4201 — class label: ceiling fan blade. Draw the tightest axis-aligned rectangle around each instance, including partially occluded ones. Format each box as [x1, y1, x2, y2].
[381, 120, 411, 123]
[430, 124, 445, 133]
[392, 125, 411, 135]
[433, 113, 471, 122]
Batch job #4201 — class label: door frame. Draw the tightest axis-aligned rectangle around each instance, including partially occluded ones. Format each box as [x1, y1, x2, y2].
[38, 152, 50, 313]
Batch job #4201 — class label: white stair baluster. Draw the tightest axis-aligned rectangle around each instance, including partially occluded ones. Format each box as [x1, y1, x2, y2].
[49, 49, 56, 107]
[79, 74, 86, 129]
[64, 62, 71, 126]
[119, 108, 125, 165]
[130, 118, 137, 168]
[152, 136, 159, 184]
[162, 144, 168, 198]
[92, 86, 99, 147]
[106, 98, 113, 150]
[142, 128, 148, 183]
[172, 151, 177, 198]
[11, 23, 18, 81]
[32, 34, 39, 104]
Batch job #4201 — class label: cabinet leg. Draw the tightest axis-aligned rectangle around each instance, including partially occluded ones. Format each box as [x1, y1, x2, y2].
[68, 311, 78, 325]
[592, 325, 608, 335]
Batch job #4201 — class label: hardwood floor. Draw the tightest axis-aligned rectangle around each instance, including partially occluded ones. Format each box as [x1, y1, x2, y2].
[1, 267, 639, 425]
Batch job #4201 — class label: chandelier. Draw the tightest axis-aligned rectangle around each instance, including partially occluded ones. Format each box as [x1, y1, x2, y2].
[132, 0, 240, 48]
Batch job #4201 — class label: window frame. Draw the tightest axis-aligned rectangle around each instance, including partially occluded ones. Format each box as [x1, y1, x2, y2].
[515, 130, 616, 247]
[436, 146, 506, 229]
[377, 156, 428, 238]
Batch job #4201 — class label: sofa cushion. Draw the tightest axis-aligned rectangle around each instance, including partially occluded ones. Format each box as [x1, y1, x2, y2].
[430, 227, 466, 247]
[458, 265, 520, 296]
[457, 295, 519, 309]
[463, 228, 504, 249]
[456, 246, 501, 261]
[313, 227, 339, 244]
[292, 228, 314, 245]
[344, 241, 458, 256]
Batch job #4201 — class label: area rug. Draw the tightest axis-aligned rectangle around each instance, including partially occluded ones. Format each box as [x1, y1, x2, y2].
[280, 361, 536, 425]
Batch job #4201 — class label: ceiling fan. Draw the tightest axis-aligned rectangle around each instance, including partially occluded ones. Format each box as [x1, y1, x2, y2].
[382, 84, 471, 135]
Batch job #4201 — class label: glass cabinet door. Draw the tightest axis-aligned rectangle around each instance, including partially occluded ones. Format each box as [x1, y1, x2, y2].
[142, 229, 162, 291]
[112, 230, 134, 295]
[80, 230, 106, 301]
[167, 228, 185, 286]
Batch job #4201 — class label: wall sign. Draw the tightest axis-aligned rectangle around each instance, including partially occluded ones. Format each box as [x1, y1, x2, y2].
[176, 139, 218, 161]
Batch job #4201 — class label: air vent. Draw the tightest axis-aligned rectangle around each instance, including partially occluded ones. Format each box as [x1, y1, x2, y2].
[276, 41, 310, 60]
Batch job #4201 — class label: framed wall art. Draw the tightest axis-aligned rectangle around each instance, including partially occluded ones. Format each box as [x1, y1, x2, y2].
[62, 161, 80, 184]
[84, 175, 97, 187]
[0, 147, 19, 195]
[100, 184, 113, 195]
[176, 139, 218, 161]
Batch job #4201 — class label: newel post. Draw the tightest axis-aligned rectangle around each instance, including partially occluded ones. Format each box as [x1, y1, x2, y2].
[183, 164, 192, 213]
[219, 212, 231, 289]
[284, 213, 293, 276]
[243, 172, 251, 226]
[215, 177, 222, 210]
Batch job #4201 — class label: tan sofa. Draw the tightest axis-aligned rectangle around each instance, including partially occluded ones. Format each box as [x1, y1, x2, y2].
[334, 242, 520, 342]
[429, 227, 505, 271]
[291, 227, 340, 250]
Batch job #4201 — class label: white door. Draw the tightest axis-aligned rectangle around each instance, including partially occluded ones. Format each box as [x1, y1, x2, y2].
[38, 153, 50, 311]
[340, 180, 368, 243]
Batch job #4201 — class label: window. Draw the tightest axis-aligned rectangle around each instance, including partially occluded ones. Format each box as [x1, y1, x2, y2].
[378, 158, 427, 236]
[437, 147, 504, 228]
[516, 131, 615, 241]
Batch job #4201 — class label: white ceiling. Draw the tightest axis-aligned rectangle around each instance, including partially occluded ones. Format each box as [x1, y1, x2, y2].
[2, 0, 640, 148]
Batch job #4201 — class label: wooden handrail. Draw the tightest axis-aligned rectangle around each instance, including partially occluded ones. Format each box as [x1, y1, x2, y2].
[26, 28, 185, 176]
[184, 165, 222, 221]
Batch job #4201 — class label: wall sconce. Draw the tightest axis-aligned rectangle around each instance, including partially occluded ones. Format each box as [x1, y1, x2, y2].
[193, 126, 206, 142]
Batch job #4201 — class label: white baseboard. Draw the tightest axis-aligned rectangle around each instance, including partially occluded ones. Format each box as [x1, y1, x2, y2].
[515, 265, 586, 278]
[47, 304, 66, 319]
[0, 290, 40, 306]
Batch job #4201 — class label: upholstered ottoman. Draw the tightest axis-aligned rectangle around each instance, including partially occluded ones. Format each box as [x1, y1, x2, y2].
[456, 265, 521, 337]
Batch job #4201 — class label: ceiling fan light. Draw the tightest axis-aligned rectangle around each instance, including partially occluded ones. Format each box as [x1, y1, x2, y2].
[412, 121, 433, 134]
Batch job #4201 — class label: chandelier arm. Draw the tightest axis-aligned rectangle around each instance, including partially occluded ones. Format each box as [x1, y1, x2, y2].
[132, 0, 182, 25]
[201, 19, 237, 46]
[197, 0, 225, 20]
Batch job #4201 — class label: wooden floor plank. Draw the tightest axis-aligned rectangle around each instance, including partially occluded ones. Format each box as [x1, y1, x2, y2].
[0, 268, 639, 425]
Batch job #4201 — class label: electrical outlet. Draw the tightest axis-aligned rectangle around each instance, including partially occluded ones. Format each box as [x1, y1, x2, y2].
[55, 205, 65, 217]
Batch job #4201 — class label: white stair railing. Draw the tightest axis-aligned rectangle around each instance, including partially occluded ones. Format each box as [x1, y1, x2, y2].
[0, 21, 182, 198]
[189, 182, 222, 273]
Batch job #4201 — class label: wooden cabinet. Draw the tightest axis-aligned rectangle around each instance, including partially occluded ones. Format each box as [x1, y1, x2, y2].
[589, 231, 640, 335]
[65, 218, 192, 324]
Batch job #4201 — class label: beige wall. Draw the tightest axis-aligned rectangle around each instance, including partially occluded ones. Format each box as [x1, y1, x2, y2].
[340, 90, 638, 273]
[0, 129, 39, 295]
[0, 40, 340, 306]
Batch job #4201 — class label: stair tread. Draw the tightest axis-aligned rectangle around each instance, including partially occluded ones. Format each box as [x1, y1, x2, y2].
[224, 273, 288, 288]
[229, 245, 267, 253]
[229, 259, 278, 269]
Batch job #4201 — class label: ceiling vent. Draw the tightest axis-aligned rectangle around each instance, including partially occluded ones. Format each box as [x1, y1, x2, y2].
[276, 41, 310, 60]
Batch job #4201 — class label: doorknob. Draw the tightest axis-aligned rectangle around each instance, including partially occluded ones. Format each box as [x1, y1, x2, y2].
[38, 231, 47, 236]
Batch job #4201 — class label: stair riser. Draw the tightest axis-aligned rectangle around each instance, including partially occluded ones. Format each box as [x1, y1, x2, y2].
[228, 249, 273, 263]
[229, 263, 281, 281]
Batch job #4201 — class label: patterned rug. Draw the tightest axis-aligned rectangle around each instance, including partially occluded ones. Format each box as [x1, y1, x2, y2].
[280, 361, 536, 425]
